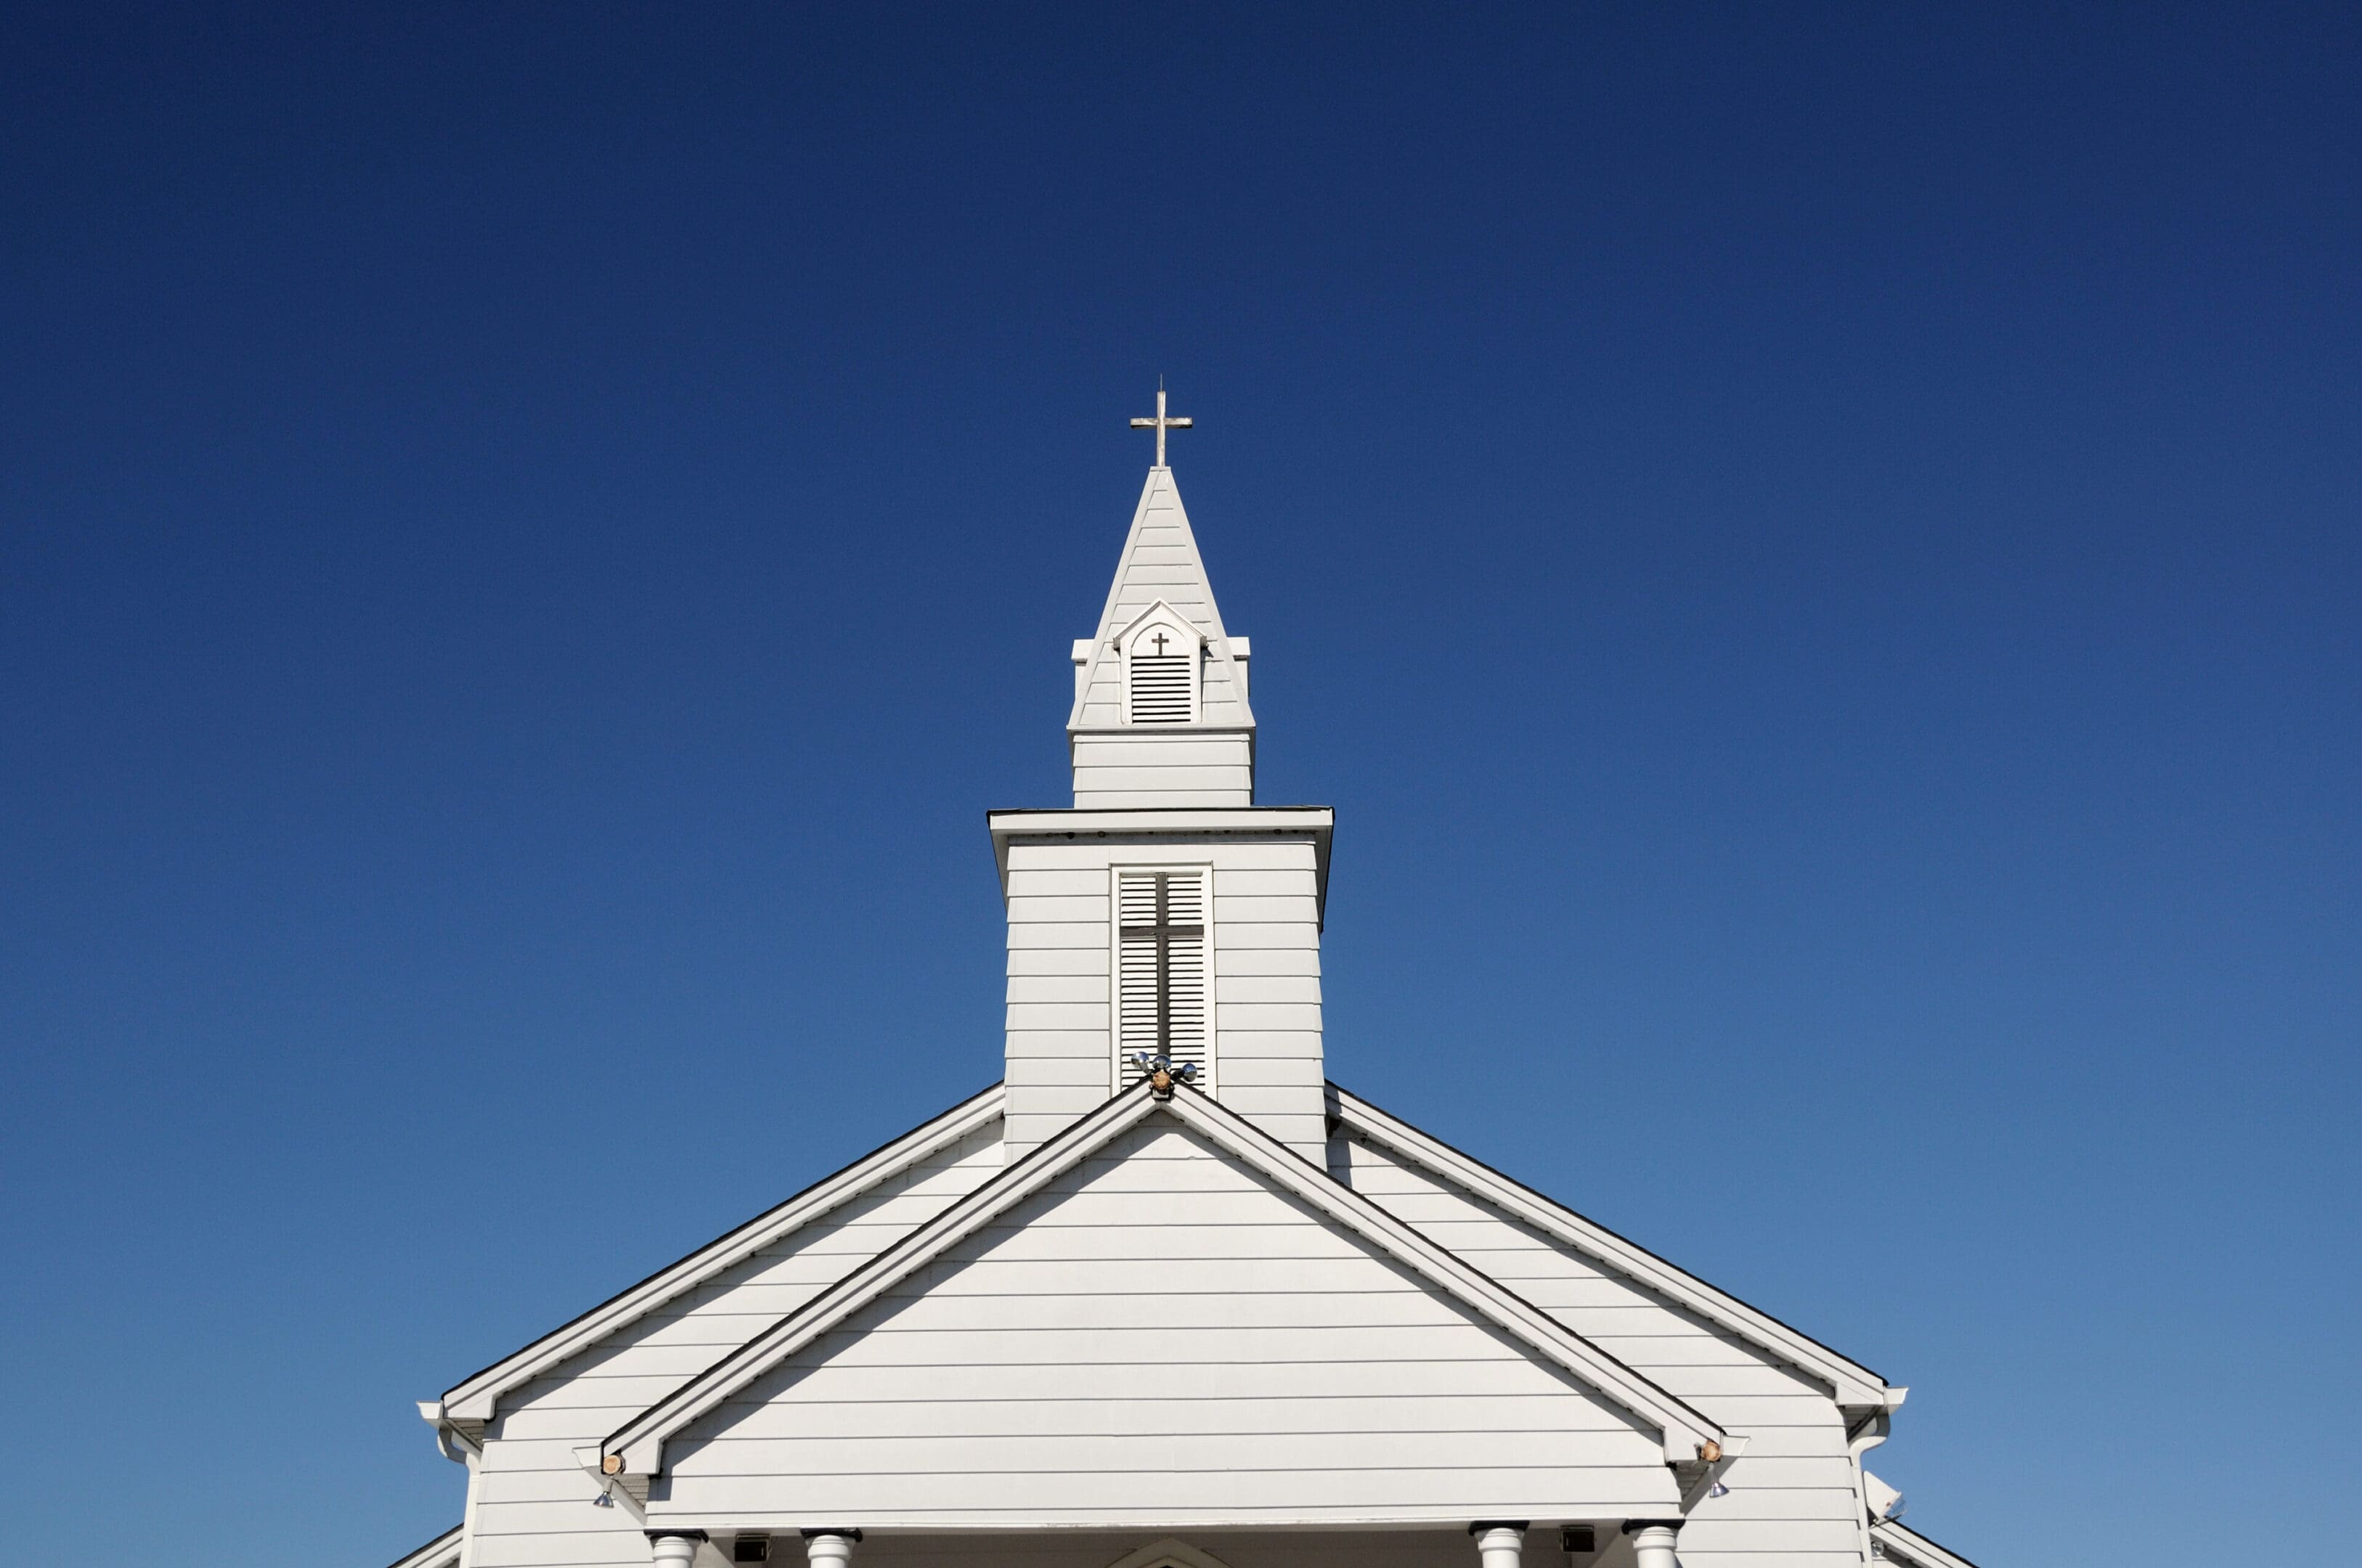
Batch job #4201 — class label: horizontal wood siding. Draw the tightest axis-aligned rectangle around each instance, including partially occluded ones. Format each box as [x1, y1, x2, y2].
[1006, 841, 1324, 1160]
[462, 1127, 1006, 1568]
[1072, 732, 1254, 809]
[1339, 1137, 1868, 1568]
[657, 1121, 1679, 1528]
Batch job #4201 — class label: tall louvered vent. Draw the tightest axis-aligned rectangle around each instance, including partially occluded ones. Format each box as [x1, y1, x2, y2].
[1117, 870, 1208, 1087]
[1127, 654, 1194, 723]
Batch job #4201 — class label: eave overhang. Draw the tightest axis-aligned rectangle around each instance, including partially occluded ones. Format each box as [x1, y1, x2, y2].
[383, 1525, 461, 1568]
[436, 1083, 1005, 1423]
[987, 805, 1332, 923]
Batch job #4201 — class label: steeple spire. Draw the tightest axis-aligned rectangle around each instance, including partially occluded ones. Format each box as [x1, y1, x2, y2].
[1065, 460, 1255, 805]
[994, 401, 1327, 1159]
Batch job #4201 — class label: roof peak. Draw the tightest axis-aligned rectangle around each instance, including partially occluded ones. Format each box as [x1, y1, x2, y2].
[1067, 465, 1253, 734]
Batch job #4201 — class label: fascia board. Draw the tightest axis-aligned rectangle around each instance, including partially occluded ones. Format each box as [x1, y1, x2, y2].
[988, 807, 1332, 920]
[383, 1526, 461, 1568]
[1873, 1522, 1982, 1568]
[606, 1085, 1166, 1477]
[1066, 721, 1259, 739]
[608, 1081, 1719, 1479]
[1067, 471, 1165, 731]
[1331, 1085, 1892, 1409]
[1156, 1087, 1722, 1465]
[438, 1083, 1004, 1422]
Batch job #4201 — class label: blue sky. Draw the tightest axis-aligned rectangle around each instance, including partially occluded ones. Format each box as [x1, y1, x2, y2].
[2, 7, 2355, 1566]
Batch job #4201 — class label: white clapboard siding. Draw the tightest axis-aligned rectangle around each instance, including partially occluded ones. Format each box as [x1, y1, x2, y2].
[657, 1122, 1682, 1529]
[1004, 838, 1326, 1159]
[1338, 1135, 1865, 1567]
[461, 1124, 1007, 1568]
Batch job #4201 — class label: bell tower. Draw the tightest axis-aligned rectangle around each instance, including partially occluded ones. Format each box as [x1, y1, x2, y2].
[991, 396, 1331, 1161]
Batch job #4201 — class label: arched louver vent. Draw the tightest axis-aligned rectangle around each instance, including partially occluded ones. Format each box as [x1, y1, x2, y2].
[1127, 654, 1194, 723]
[1117, 870, 1208, 1088]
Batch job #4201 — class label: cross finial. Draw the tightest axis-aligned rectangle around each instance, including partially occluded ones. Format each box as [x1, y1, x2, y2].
[1129, 384, 1193, 469]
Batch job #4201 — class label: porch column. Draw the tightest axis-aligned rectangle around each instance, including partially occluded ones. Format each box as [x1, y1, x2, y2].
[650, 1532, 706, 1568]
[1623, 1521, 1682, 1568]
[1470, 1521, 1528, 1568]
[802, 1529, 864, 1568]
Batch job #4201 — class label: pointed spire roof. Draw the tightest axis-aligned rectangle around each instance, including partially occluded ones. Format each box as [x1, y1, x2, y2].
[1068, 465, 1253, 730]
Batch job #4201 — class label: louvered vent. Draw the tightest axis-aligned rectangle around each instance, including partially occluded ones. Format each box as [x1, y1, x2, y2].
[1117, 870, 1208, 1087]
[1127, 654, 1195, 723]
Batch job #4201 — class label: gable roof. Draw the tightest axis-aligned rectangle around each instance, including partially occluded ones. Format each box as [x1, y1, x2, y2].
[1070, 467, 1253, 732]
[383, 1525, 460, 1568]
[1873, 1519, 1982, 1568]
[1329, 1084, 1899, 1410]
[436, 1082, 1003, 1423]
[601, 1080, 1723, 1478]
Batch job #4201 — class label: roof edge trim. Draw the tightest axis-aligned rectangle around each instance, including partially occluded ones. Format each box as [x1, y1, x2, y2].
[383, 1525, 462, 1568]
[605, 1082, 1720, 1477]
[439, 1082, 1005, 1421]
[1873, 1520, 1983, 1568]
[1329, 1083, 1892, 1407]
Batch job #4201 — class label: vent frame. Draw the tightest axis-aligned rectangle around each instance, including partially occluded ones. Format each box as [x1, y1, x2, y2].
[1117, 606, 1205, 724]
[1109, 863, 1215, 1094]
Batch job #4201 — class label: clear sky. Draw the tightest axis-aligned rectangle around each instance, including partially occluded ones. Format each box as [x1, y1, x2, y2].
[2, 7, 2355, 1567]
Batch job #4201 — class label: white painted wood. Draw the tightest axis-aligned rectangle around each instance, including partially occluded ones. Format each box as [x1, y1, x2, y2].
[1067, 467, 1254, 746]
[420, 442, 1929, 1568]
[455, 1122, 1006, 1568]
[1333, 1133, 1873, 1565]
[383, 1524, 462, 1568]
[615, 1100, 1721, 1484]
[1003, 826, 1327, 1161]
[1334, 1089, 1892, 1410]
[439, 1085, 1005, 1423]
[653, 1121, 1681, 1528]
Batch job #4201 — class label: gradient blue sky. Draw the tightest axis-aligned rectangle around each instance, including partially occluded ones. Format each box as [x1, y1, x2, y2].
[3, 7, 2356, 1567]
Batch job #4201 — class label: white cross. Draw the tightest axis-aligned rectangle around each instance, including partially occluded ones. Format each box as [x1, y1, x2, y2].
[1130, 385, 1193, 468]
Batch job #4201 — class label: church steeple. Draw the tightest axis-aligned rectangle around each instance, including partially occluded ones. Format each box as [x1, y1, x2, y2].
[1065, 453, 1255, 807]
[990, 398, 1329, 1161]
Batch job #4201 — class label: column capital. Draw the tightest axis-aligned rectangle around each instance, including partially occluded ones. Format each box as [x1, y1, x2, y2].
[799, 1533, 865, 1544]
[1619, 1522, 1683, 1535]
[649, 1533, 711, 1543]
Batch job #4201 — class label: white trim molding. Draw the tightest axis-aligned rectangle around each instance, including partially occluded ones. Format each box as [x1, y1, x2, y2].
[1101, 1540, 1237, 1568]
[602, 1080, 1722, 1479]
[1329, 1083, 1898, 1410]
[436, 1083, 1004, 1422]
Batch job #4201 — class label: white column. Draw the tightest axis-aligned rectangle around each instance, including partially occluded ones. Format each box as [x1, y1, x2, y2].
[1471, 1522, 1526, 1568]
[1629, 1523, 1680, 1568]
[803, 1530, 863, 1568]
[650, 1535, 703, 1568]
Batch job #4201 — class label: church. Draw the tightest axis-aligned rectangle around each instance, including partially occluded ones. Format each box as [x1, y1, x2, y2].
[391, 396, 1978, 1568]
